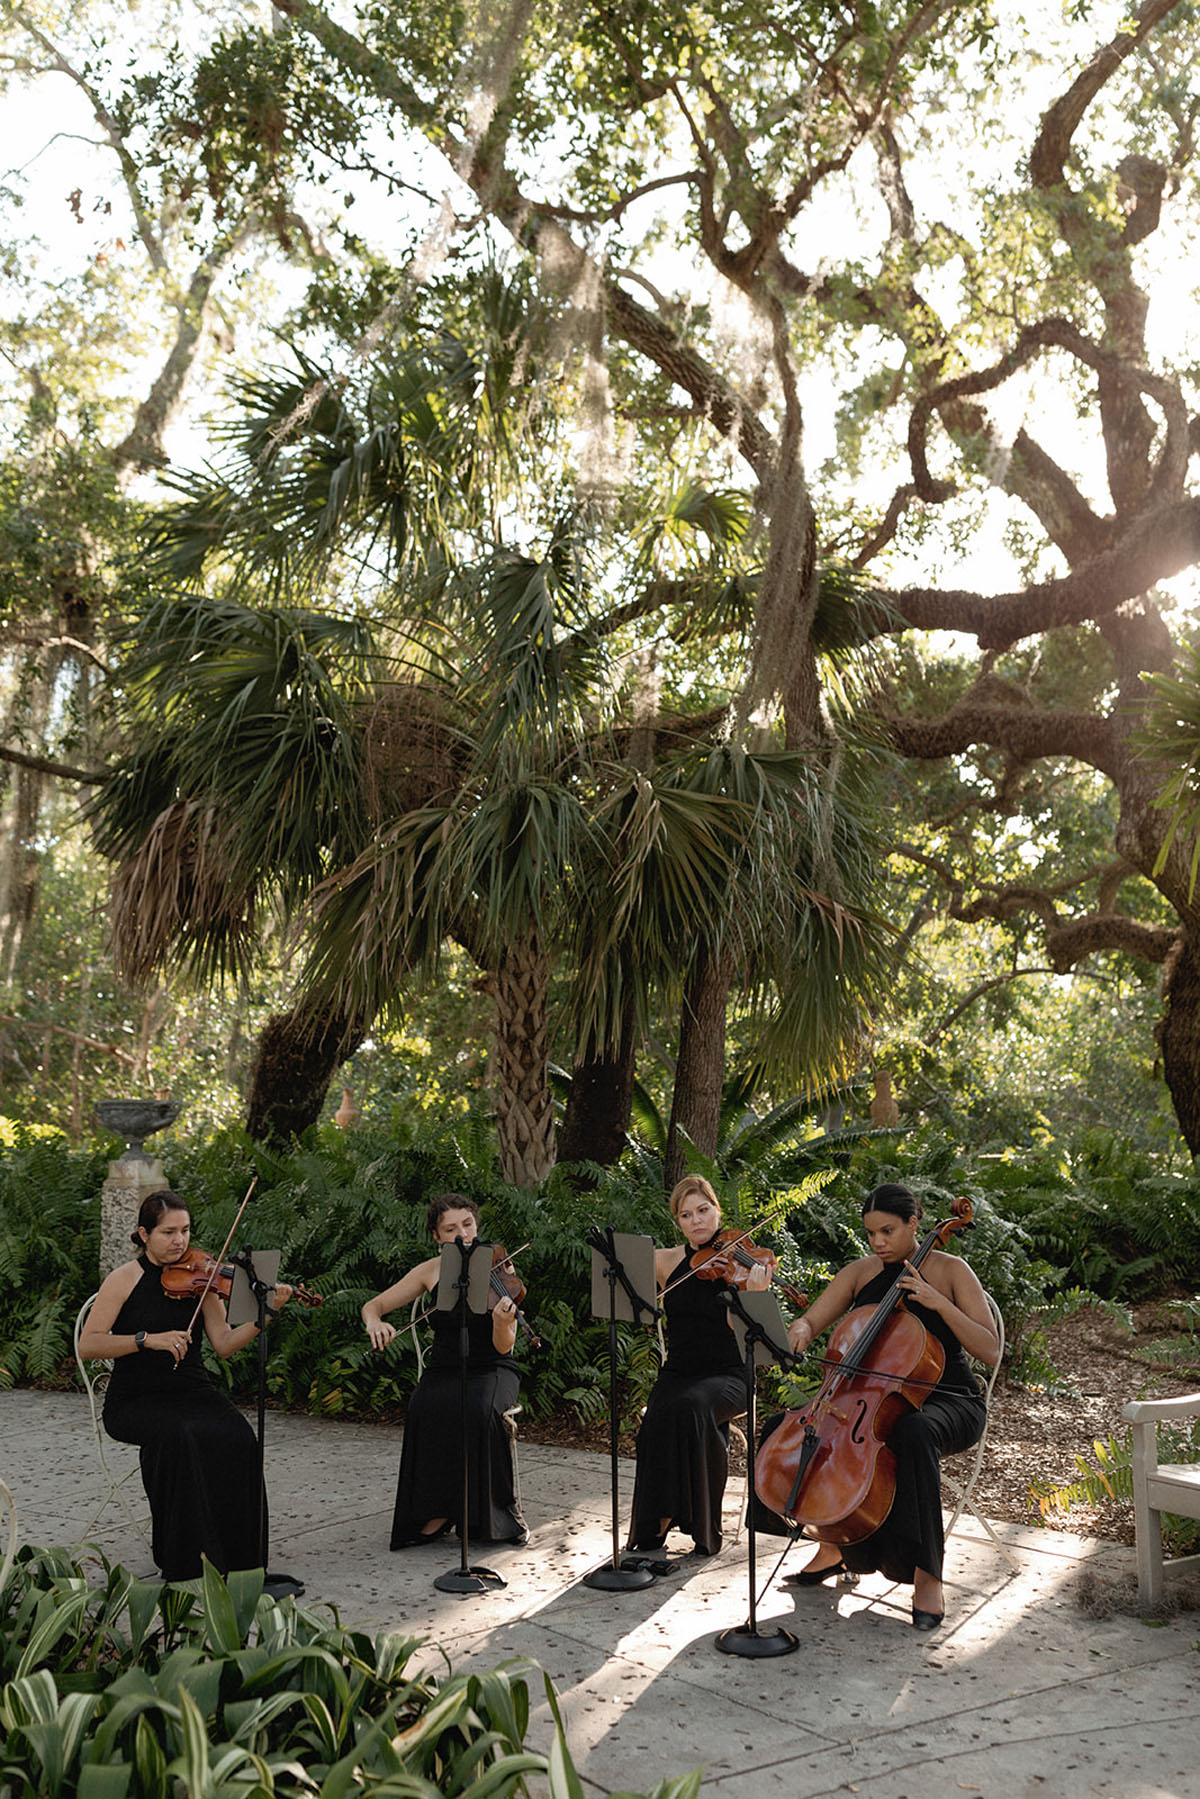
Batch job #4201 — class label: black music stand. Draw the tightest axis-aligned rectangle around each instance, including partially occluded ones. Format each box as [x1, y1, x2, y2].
[714, 1285, 798, 1657]
[431, 1237, 504, 1595]
[227, 1248, 305, 1601]
[582, 1227, 660, 1590]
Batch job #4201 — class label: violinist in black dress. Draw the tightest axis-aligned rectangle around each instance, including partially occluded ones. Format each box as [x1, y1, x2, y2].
[78, 1190, 269, 1583]
[361, 1192, 527, 1549]
[755, 1182, 998, 1629]
[625, 1176, 772, 1559]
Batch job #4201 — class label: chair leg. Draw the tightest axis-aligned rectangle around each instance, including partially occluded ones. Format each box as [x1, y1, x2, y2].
[946, 1489, 1020, 1571]
[503, 1405, 522, 1514]
[727, 1417, 748, 1545]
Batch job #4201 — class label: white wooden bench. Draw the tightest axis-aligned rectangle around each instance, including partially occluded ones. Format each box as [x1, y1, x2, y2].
[1122, 1391, 1200, 1605]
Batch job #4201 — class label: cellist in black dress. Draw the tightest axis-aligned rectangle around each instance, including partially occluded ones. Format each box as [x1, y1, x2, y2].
[78, 1190, 270, 1583]
[754, 1182, 998, 1629]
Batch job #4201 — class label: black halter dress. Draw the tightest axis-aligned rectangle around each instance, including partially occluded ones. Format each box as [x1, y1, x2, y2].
[389, 1283, 525, 1548]
[103, 1255, 266, 1582]
[625, 1243, 745, 1556]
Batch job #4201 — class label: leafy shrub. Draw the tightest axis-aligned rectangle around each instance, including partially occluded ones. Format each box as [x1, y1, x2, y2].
[0, 1547, 701, 1799]
[0, 1129, 107, 1390]
[10, 1109, 1200, 1427]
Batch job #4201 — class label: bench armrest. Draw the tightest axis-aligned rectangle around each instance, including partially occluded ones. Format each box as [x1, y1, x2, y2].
[1123, 1392, 1200, 1425]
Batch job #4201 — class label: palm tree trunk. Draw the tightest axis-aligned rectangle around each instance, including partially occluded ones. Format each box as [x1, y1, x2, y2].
[244, 998, 366, 1141]
[664, 943, 732, 1190]
[557, 997, 637, 1171]
[490, 936, 556, 1187]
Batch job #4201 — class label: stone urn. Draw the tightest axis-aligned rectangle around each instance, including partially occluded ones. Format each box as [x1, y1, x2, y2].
[95, 1098, 182, 1280]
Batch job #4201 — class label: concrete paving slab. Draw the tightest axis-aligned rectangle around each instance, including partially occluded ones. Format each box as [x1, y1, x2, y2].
[3, 1389, 1199, 1798]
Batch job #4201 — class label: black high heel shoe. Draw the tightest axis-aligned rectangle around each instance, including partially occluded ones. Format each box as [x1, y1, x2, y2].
[782, 1557, 848, 1588]
[911, 1606, 944, 1631]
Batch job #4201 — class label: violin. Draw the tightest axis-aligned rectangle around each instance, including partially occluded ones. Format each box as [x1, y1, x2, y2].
[488, 1244, 541, 1349]
[160, 1245, 323, 1310]
[690, 1229, 809, 1312]
[754, 1196, 974, 1542]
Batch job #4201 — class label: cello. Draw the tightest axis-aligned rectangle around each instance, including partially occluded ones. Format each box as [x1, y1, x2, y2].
[754, 1196, 975, 1543]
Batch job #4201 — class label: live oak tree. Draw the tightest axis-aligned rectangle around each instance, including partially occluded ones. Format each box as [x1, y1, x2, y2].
[235, 0, 1200, 1149]
[10, 0, 1200, 1166]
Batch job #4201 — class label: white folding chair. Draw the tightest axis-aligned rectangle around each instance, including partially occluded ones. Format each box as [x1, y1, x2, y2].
[943, 1291, 1019, 1569]
[73, 1293, 151, 1547]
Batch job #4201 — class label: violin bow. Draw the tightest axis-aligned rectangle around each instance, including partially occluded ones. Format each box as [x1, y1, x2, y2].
[413, 1239, 533, 1330]
[658, 1193, 796, 1300]
[181, 1174, 259, 1343]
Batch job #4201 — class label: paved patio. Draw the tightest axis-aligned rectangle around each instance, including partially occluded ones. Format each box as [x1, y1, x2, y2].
[4, 1388, 1198, 1797]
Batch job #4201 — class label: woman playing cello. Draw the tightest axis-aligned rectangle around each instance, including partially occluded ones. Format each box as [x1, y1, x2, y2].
[625, 1176, 772, 1561]
[361, 1191, 528, 1549]
[754, 1182, 998, 1629]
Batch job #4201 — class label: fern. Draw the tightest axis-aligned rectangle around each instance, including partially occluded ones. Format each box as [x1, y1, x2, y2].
[1033, 1435, 1135, 1513]
[1033, 1418, 1200, 1557]
[1008, 1287, 1133, 1391]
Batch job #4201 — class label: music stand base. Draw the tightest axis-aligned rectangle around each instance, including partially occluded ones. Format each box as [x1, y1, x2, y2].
[583, 1562, 657, 1590]
[263, 1572, 306, 1601]
[434, 1565, 506, 1593]
[715, 1624, 799, 1658]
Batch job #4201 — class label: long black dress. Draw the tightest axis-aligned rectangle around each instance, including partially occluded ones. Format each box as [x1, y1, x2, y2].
[625, 1252, 744, 1556]
[103, 1255, 266, 1582]
[390, 1287, 525, 1548]
[752, 1262, 986, 1582]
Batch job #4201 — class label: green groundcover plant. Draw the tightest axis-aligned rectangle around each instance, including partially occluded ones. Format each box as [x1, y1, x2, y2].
[0, 1545, 699, 1799]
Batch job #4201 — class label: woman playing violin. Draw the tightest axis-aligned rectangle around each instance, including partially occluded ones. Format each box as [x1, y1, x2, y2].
[77, 1190, 272, 1582]
[361, 1191, 528, 1549]
[626, 1176, 773, 1561]
[755, 1182, 998, 1629]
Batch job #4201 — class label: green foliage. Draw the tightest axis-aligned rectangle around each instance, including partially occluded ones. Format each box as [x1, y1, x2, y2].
[1003, 1286, 1133, 1392]
[0, 1547, 691, 1799]
[1031, 1418, 1200, 1559]
[0, 1129, 106, 1390]
[969, 1135, 1200, 1300]
[6, 1111, 1197, 1436]
[1136, 651, 1200, 900]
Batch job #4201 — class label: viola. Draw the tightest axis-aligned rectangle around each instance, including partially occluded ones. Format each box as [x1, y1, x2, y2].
[754, 1196, 974, 1542]
[160, 1245, 323, 1310]
[488, 1243, 541, 1349]
[690, 1229, 809, 1312]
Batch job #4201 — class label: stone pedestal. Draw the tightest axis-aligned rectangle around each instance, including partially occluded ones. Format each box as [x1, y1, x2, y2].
[94, 1099, 180, 1282]
[99, 1154, 171, 1281]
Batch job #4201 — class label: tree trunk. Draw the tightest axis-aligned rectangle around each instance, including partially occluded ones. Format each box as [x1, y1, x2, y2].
[664, 944, 732, 1191]
[489, 935, 556, 1188]
[244, 999, 366, 1141]
[557, 999, 637, 1172]
[1158, 936, 1200, 1155]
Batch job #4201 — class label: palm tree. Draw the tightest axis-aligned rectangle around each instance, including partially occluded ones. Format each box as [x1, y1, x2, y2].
[89, 273, 898, 1179]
